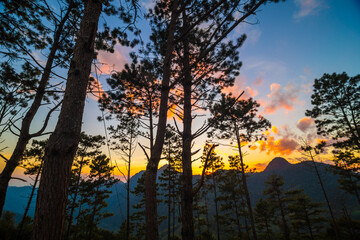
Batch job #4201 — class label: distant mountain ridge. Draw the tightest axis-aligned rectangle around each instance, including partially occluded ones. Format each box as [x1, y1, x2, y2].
[4, 157, 358, 234]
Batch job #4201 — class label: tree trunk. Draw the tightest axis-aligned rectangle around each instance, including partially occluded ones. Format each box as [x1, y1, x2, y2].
[276, 189, 290, 240]
[235, 126, 257, 240]
[212, 174, 220, 240]
[167, 150, 171, 240]
[181, 8, 195, 240]
[65, 158, 85, 240]
[126, 132, 132, 240]
[145, 1, 179, 239]
[309, 151, 340, 239]
[304, 207, 314, 240]
[31, 1, 102, 240]
[0, 3, 72, 216]
[17, 160, 43, 240]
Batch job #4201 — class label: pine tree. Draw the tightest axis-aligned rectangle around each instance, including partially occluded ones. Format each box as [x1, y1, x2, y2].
[0, 0, 81, 216]
[158, 125, 182, 240]
[201, 144, 224, 240]
[263, 174, 291, 240]
[210, 94, 271, 240]
[217, 169, 247, 240]
[32, 1, 139, 238]
[75, 154, 118, 240]
[331, 151, 360, 205]
[142, 1, 283, 238]
[108, 113, 140, 240]
[130, 174, 146, 240]
[65, 133, 105, 240]
[17, 140, 47, 238]
[305, 73, 360, 150]
[254, 198, 275, 240]
[301, 141, 340, 238]
[286, 189, 326, 240]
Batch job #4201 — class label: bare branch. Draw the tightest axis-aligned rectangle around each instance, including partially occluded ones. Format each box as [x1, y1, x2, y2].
[138, 142, 150, 162]
[0, 153, 9, 162]
[192, 144, 217, 196]
[30, 100, 63, 138]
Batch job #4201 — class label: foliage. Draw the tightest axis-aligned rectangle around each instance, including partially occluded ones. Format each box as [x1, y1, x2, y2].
[305, 72, 360, 150]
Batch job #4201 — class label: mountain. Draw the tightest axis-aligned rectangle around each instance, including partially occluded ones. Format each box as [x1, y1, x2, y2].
[4, 159, 359, 233]
[264, 157, 292, 172]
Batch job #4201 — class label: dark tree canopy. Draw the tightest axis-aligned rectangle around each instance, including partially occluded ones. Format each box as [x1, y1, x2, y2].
[306, 72, 360, 150]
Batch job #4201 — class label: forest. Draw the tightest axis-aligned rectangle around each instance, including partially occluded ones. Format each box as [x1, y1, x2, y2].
[0, 0, 359, 240]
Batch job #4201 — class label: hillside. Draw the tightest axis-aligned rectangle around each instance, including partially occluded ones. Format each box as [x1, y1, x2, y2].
[4, 158, 358, 234]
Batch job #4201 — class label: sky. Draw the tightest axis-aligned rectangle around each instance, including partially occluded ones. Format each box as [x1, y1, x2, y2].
[2, 0, 360, 185]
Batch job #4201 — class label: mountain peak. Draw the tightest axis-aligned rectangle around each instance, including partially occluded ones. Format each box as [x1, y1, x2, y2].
[264, 157, 292, 172]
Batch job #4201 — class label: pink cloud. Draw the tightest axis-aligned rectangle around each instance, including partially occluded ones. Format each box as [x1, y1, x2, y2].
[96, 46, 129, 74]
[252, 75, 265, 86]
[263, 83, 301, 114]
[294, 0, 326, 19]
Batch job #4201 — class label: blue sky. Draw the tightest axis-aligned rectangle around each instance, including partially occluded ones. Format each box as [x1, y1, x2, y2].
[81, 0, 360, 173]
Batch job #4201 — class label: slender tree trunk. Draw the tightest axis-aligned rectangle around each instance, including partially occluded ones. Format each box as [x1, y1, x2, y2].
[167, 148, 171, 240]
[32, 2, 102, 240]
[304, 207, 314, 240]
[204, 195, 210, 232]
[172, 183, 176, 239]
[88, 186, 99, 240]
[276, 189, 290, 240]
[265, 218, 271, 240]
[17, 160, 43, 240]
[65, 158, 85, 240]
[309, 151, 340, 239]
[212, 174, 221, 240]
[145, 1, 179, 239]
[126, 131, 132, 240]
[233, 195, 242, 239]
[235, 125, 257, 240]
[0, 3, 72, 216]
[181, 8, 195, 240]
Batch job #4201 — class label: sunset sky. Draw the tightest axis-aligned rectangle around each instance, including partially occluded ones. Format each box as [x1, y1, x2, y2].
[2, 0, 360, 185]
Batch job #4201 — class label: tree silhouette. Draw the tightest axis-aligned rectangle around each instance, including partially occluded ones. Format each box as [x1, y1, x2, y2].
[210, 94, 271, 240]
[263, 174, 291, 240]
[32, 1, 139, 239]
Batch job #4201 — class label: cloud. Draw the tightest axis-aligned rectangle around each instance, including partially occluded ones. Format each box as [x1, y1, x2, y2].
[254, 162, 268, 171]
[252, 75, 265, 86]
[222, 75, 260, 100]
[96, 46, 129, 74]
[263, 83, 301, 114]
[258, 136, 298, 156]
[246, 29, 262, 45]
[141, 0, 156, 10]
[245, 60, 287, 78]
[296, 117, 315, 132]
[294, 0, 325, 19]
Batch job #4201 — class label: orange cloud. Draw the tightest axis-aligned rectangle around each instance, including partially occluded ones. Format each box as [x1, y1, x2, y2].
[254, 162, 267, 171]
[223, 75, 259, 99]
[87, 76, 108, 101]
[258, 136, 298, 156]
[296, 117, 315, 132]
[272, 126, 278, 134]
